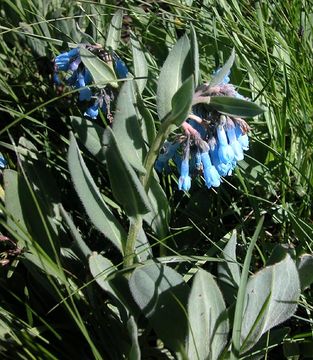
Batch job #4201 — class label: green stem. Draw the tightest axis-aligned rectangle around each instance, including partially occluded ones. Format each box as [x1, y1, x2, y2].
[123, 121, 170, 269]
[143, 120, 171, 190]
[123, 215, 143, 269]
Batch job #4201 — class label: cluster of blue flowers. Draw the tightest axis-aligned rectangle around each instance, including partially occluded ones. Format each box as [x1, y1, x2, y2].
[155, 72, 250, 191]
[54, 45, 128, 120]
[0, 153, 7, 169]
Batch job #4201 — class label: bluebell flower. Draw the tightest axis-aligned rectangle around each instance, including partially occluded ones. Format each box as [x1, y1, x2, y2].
[155, 65, 252, 191]
[178, 158, 191, 191]
[54, 46, 128, 121]
[55, 47, 80, 72]
[155, 141, 180, 173]
[210, 146, 233, 177]
[53, 73, 62, 85]
[200, 152, 221, 188]
[84, 101, 99, 119]
[76, 71, 92, 101]
[114, 58, 129, 79]
[235, 125, 249, 150]
[226, 125, 244, 161]
[0, 153, 7, 169]
[217, 125, 235, 164]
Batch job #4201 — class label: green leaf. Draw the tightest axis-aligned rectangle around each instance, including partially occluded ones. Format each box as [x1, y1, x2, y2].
[241, 254, 300, 352]
[112, 81, 146, 174]
[297, 254, 313, 290]
[231, 216, 264, 360]
[89, 253, 117, 291]
[131, 34, 148, 94]
[129, 262, 189, 352]
[4, 140, 60, 260]
[59, 204, 91, 261]
[190, 24, 199, 86]
[70, 116, 109, 164]
[68, 133, 126, 253]
[209, 96, 265, 118]
[4, 169, 28, 247]
[89, 253, 139, 319]
[187, 269, 229, 360]
[135, 227, 152, 262]
[127, 316, 141, 360]
[143, 175, 169, 239]
[80, 47, 118, 88]
[163, 76, 194, 129]
[217, 230, 241, 304]
[157, 33, 193, 120]
[106, 128, 151, 216]
[136, 91, 156, 146]
[209, 48, 235, 88]
[106, 9, 123, 51]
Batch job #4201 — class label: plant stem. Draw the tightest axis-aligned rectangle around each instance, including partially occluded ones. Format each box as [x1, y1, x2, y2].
[123, 122, 170, 269]
[123, 214, 143, 268]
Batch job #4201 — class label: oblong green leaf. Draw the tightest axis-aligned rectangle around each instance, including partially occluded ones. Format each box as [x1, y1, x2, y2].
[241, 254, 300, 352]
[80, 47, 118, 88]
[70, 116, 108, 164]
[209, 96, 265, 118]
[163, 75, 194, 128]
[59, 204, 91, 261]
[112, 81, 146, 174]
[129, 262, 189, 352]
[106, 9, 123, 51]
[136, 91, 156, 146]
[143, 175, 169, 239]
[157, 33, 193, 120]
[297, 254, 313, 290]
[209, 49, 235, 88]
[187, 269, 229, 360]
[131, 34, 148, 94]
[218, 230, 241, 304]
[68, 133, 126, 253]
[190, 24, 199, 86]
[106, 128, 151, 216]
[89, 252, 139, 319]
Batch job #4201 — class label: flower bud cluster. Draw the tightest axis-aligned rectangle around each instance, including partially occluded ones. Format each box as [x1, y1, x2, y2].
[54, 45, 128, 121]
[156, 71, 250, 191]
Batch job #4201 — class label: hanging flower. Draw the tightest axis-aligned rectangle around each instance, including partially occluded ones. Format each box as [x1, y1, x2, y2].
[53, 45, 128, 121]
[155, 70, 251, 192]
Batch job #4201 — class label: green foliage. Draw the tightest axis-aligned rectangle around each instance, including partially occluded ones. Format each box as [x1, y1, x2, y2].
[0, 0, 312, 359]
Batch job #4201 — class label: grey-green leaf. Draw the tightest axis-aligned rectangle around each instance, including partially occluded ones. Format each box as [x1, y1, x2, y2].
[68, 133, 126, 253]
[187, 269, 229, 360]
[143, 175, 169, 239]
[129, 262, 189, 352]
[131, 34, 148, 93]
[59, 204, 91, 261]
[297, 254, 313, 290]
[209, 96, 265, 118]
[70, 116, 108, 163]
[127, 316, 141, 360]
[163, 75, 194, 129]
[89, 252, 139, 319]
[209, 49, 235, 88]
[4, 169, 28, 247]
[106, 9, 123, 51]
[80, 47, 118, 88]
[157, 33, 193, 120]
[190, 24, 199, 86]
[106, 128, 151, 216]
[218, 230, 241, 304]
[241, 254, 300, 352]
[112, 81, 146, 174]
